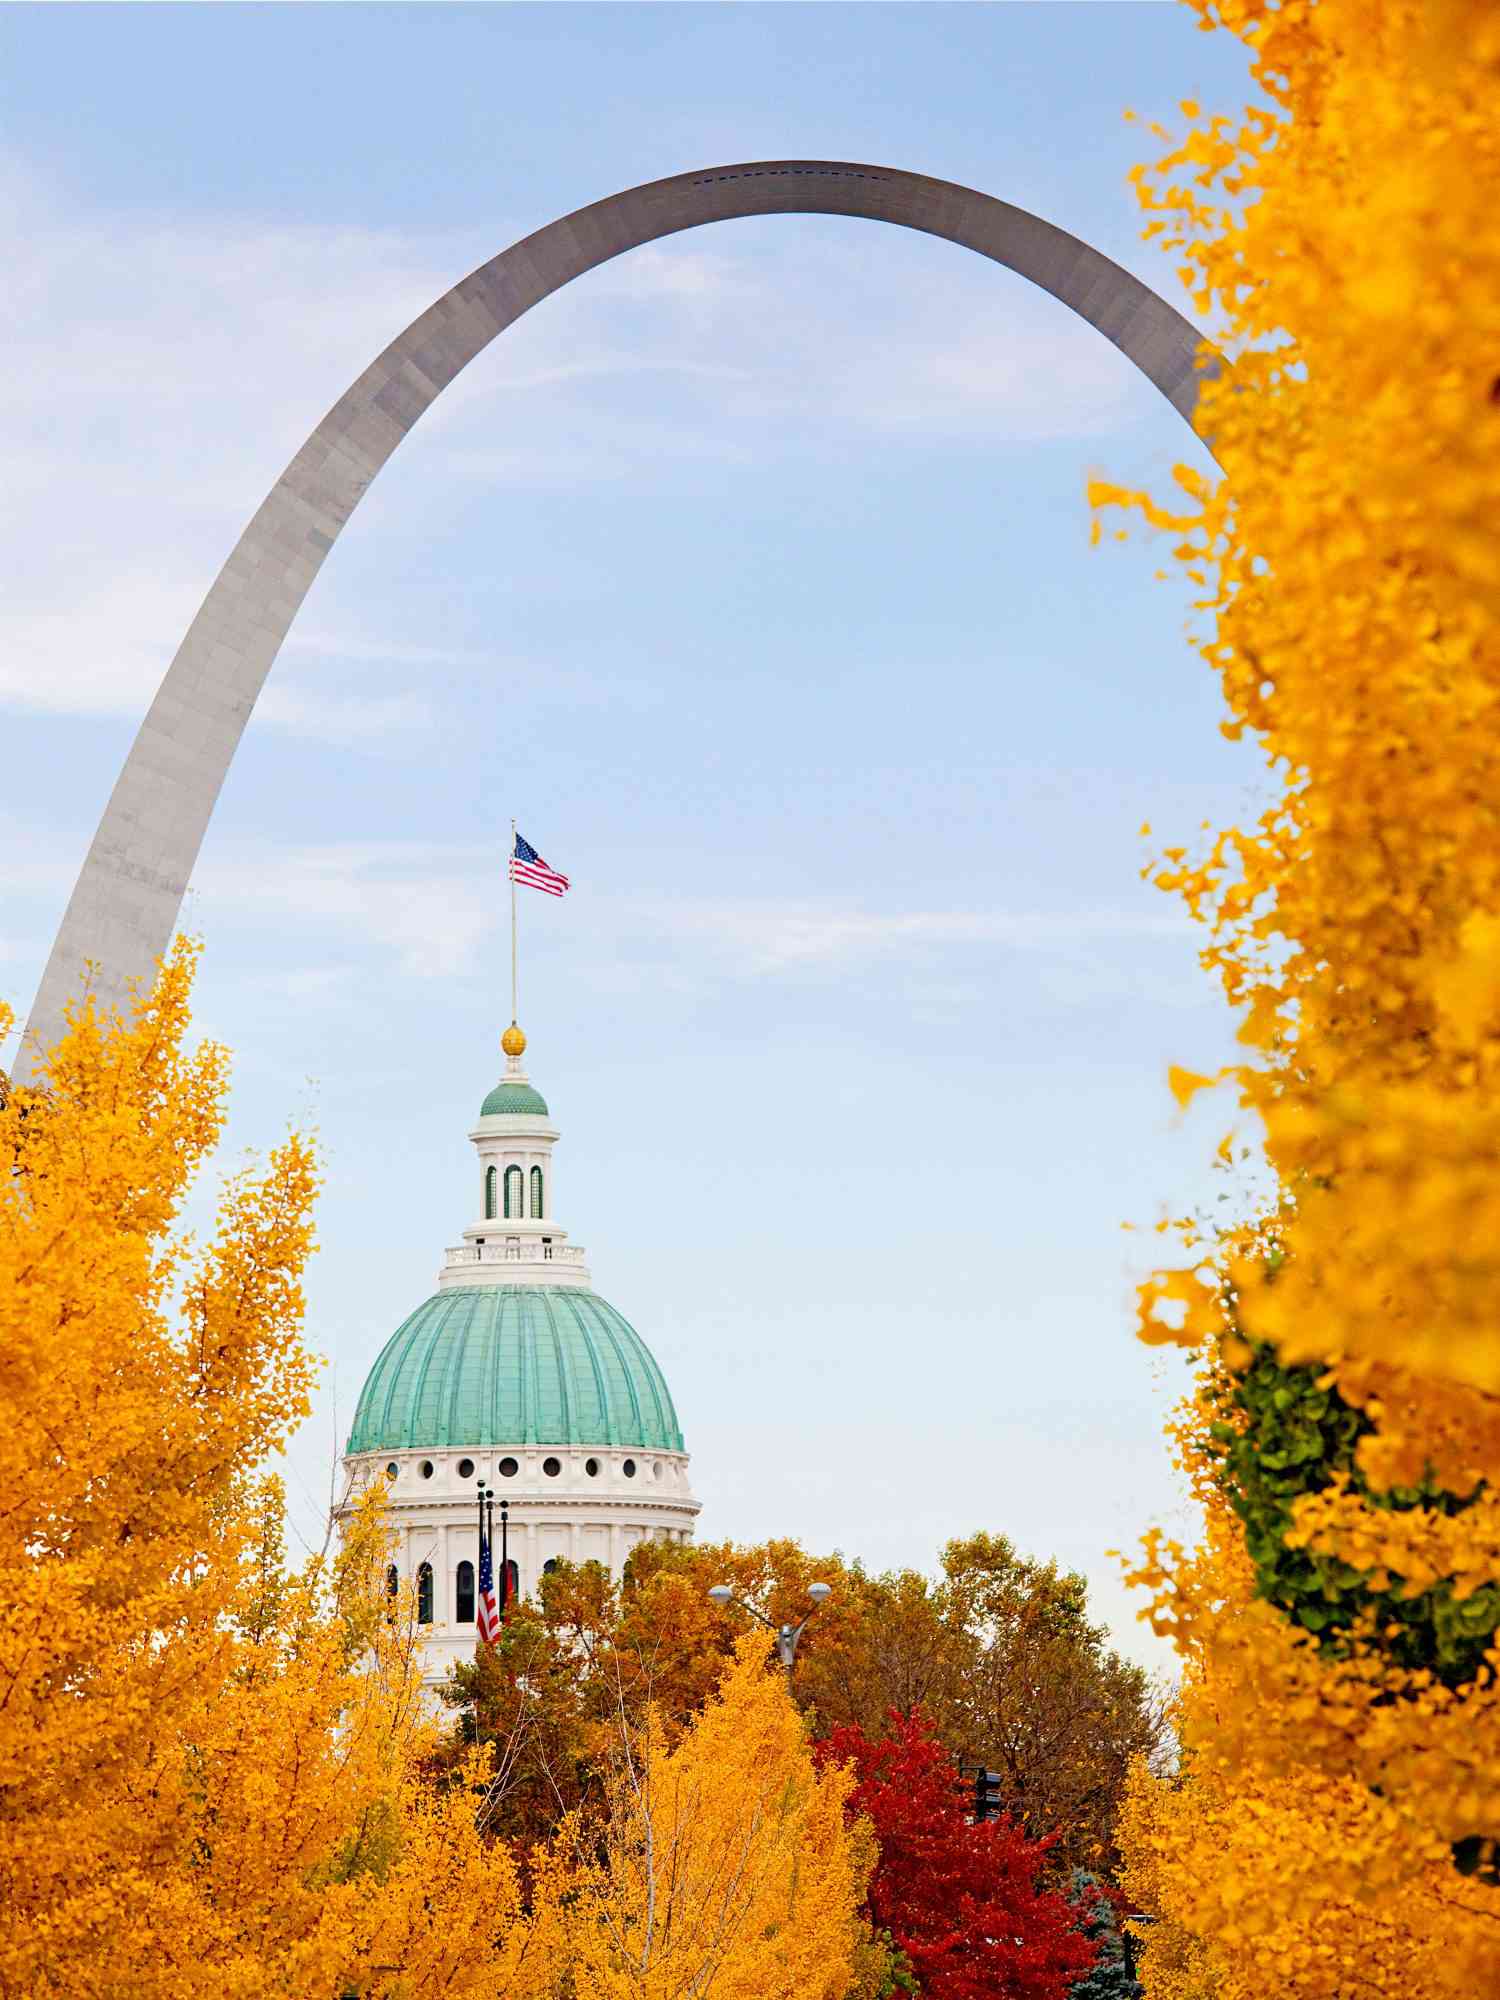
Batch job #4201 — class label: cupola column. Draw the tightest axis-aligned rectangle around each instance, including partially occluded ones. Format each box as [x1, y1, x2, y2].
[444, 1024, 587, 1289]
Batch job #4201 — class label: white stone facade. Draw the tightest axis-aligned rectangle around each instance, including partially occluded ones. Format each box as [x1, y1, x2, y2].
[342, 1443, 697, 1685]
[443, 1098, 591, 1289]
[336, 1033, 699, 1687]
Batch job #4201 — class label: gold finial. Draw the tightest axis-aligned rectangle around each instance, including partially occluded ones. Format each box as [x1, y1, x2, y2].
[501, 1022, 527, 1058]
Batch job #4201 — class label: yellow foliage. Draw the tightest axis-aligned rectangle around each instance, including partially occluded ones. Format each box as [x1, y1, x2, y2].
[538, 1635, 866, 2000]
[1097, 1, 1500, 1982]
[1099, 0, 1500, 1397]
[1121, 1459, 1500, 1997]
[1120, 1738, 1500, 2000]
[0, 951, 871, 1997]
[0, 949, 534, 1996]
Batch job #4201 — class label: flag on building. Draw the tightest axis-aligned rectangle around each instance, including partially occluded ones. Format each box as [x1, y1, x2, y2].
[509, 832, 570, 898]
[476, 1522, 502, 1644]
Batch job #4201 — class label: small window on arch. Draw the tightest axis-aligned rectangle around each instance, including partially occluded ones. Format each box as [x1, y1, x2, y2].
[417, 1561, 434, 1625]
[622, 1458, 637, 1479]
[530, 1165, 544, 1218]
[484, 1165, 497, 1220]
[456, 1559, 475, 1623]
[504, 1165, 523, 1219]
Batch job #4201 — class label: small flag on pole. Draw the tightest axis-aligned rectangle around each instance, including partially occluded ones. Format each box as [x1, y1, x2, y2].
[509, 833, 570, 898]
[477, 1520, 502, 1645]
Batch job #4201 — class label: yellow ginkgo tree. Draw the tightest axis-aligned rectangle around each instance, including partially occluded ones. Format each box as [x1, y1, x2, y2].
[1094, 0, 1500, 1991]
[536, 1635, 869, 2000]
[0, 947, 538, 2000]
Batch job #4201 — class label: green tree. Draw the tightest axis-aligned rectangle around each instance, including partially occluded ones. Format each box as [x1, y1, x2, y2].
[1065, 1871, 1141, 2000]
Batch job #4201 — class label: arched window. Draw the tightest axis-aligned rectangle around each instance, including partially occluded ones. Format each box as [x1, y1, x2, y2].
[530, 1165, 544, 1218]
[504, 1165, 523, 1219]
[455, 1559, 475, 1624]
[417, 1560, 434, 1625]
[543, 1557, 560, 1576]
[386, 1564, 399, 1600]
[484, 1165, 497, 1219]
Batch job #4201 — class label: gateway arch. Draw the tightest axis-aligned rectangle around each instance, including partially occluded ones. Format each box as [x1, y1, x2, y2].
[18, 159, 1219, 1074]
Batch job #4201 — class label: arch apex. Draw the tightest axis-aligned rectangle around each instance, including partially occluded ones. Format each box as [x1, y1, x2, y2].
[19, 159, 1218, 1073]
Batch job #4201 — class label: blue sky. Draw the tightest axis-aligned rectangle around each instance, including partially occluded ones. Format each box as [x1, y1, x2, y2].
[1, 3, 1267, 1668]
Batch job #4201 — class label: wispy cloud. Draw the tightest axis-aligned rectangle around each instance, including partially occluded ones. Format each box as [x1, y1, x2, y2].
[185, 840, 499, 979]
[177, 836, 1194, 991]
[283, 632, 494, 669]
[1, 159, 1156, 724]
[635, 897, 1193, 974]
[280, 626, 664, 713]
[253, 687, 437, 741]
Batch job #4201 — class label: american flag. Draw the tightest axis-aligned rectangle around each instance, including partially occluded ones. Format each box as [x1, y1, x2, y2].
[509, 832, 570, 898]
[476, 1527, 502, 1645]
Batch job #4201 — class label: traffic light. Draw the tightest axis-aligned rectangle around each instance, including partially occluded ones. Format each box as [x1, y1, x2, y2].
[972, 1769, 1004, 1822]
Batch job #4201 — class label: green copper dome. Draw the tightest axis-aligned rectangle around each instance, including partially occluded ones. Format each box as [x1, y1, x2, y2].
[347, 1287, 683, 1454]
[480, 1079, 549, 1116]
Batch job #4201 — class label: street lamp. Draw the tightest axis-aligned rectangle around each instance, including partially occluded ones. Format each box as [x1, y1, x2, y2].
[708, 1580, 831, 1676]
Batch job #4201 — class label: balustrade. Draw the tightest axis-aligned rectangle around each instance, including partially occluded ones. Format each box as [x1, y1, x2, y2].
[444, 1241, 586, 1269]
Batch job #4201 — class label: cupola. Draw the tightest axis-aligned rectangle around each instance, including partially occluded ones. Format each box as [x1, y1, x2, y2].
[338, 1019, 699, 1690]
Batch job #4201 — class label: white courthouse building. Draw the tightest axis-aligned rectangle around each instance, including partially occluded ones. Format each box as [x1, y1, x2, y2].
[339, 1023, 699, 1684]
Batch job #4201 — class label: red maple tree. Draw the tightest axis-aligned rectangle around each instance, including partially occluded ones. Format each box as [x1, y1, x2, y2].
[818, 1710, 1098, 2000]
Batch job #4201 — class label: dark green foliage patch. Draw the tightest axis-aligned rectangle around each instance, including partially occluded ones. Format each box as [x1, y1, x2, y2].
[1209, 1340, 1499, 1687]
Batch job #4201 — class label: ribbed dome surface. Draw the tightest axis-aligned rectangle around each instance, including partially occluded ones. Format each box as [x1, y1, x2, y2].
[347, 1287, 683, 1453]
[480, 1080, 549, 1116]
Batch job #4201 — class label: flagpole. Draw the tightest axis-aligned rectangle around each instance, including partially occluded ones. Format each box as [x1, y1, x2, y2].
[499, 1497, 509, 1617]
[476, 1483, 489, 1745]
[510, 816, 518, 1026]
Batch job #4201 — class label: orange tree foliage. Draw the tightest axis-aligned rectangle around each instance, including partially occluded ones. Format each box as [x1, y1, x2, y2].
[1096, 0, 1500, 1976]
[437, 1531, 1165, 1879]
[531, 1635, 868, 2000]
[1092, 1, 1500, 1985]
[1119, 1390, 1500, 1998]
[0, 951, 545, 1998]
[0, 956, 878, 1998]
